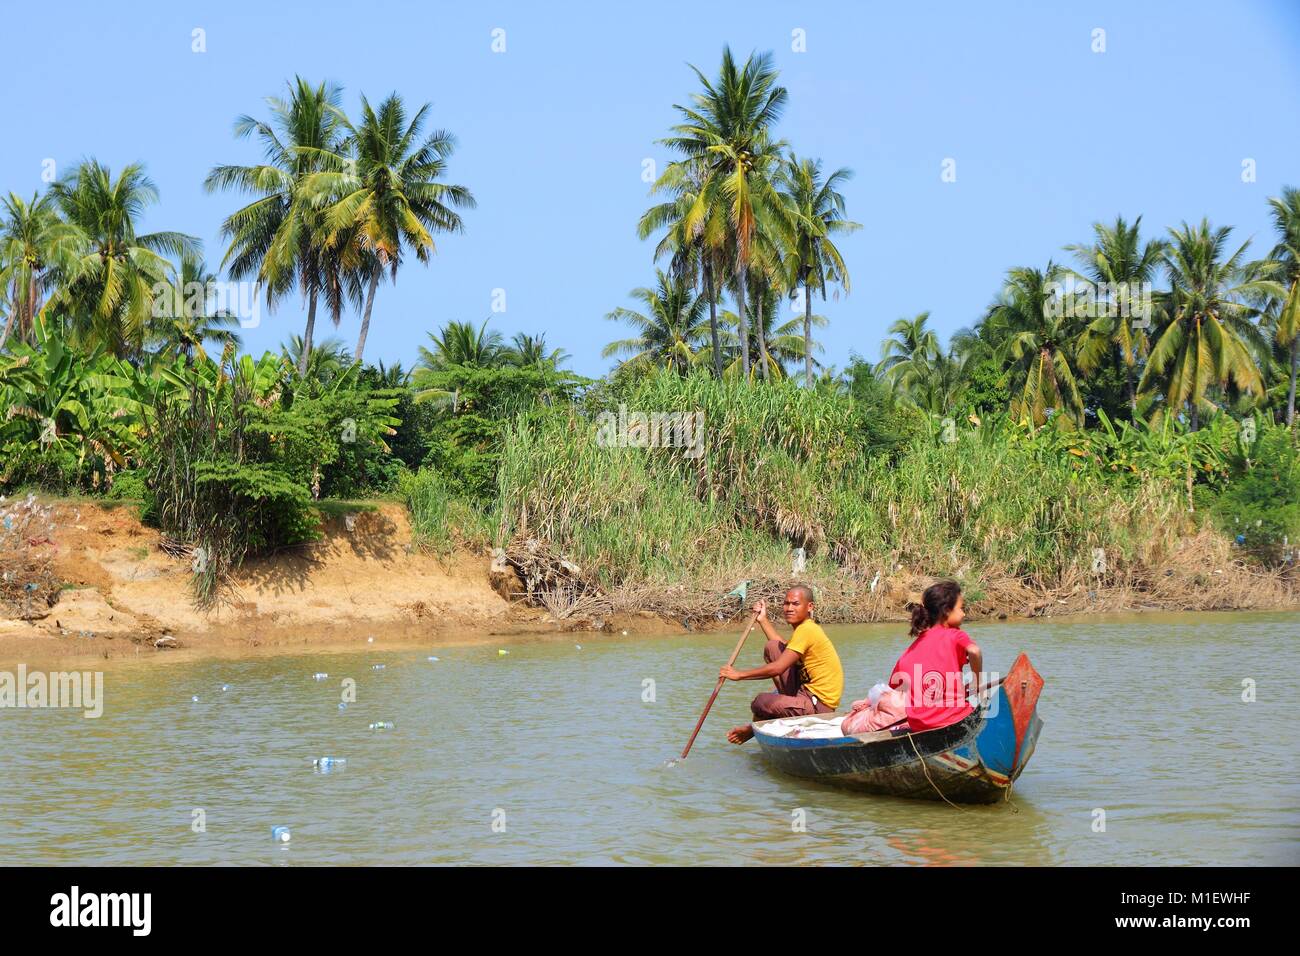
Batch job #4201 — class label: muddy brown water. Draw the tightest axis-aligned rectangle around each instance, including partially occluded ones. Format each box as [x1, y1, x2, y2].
[0, 611, 1296, 865]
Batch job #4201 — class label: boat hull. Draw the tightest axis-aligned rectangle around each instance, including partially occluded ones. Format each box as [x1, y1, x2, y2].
[753, 653, 1044, 804]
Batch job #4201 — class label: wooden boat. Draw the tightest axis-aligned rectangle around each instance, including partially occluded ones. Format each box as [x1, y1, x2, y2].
[752, 653, 1043, 804]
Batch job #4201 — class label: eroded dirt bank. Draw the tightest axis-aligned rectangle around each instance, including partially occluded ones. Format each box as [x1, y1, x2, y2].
[2, 497, 1297, 664]
[0, 499, 686, 663]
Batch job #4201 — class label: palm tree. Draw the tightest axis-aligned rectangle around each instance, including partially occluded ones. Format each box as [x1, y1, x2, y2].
[877, 312, 941, 388]
[146, 257, 242, 364]
[603, 270, 709, 374]
[733, 245, 783, 381]
[308, 92, 475, 363]
[48, 161, 198, 357]
[363, 359, 411, 389]
[638, 162, 729, 378]
[418, 318, 506, 371]
[662, 47, 789, 378]
[505, 332, 568, 371]
[206, 77, 347, 375]
[0, 191, 80, 350]
[778, 154, 859, 386]
[1065, 215, 1165, 414]
[717, 283, 826, 378]
[1139, 220, 1268, 430]
[901, 349, 970, 418]
[876, 313, 969, 416]
[282, 334, 350, 385]
[986, 264, 1086, 427]
[1263, 188, 1300, 425]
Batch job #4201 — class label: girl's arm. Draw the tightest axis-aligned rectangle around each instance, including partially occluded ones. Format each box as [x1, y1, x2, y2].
[966, 642, 984, 697]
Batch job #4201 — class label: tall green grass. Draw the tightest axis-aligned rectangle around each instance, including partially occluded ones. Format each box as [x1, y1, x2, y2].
[492, 371, 1192, 594]
[397, 467, 495, 553]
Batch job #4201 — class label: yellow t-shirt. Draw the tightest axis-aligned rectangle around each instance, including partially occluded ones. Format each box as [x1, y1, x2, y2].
[786, 619, 843, 710]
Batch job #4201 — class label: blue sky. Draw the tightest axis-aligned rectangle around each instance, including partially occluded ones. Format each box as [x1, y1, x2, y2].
[5, 0, 1299, 377]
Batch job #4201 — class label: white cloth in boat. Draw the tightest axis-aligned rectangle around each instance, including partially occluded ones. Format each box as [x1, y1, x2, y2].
[755, 714, 847, 739]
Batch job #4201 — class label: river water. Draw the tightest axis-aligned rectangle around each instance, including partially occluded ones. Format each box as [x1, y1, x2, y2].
[1, 611, 1297, 865]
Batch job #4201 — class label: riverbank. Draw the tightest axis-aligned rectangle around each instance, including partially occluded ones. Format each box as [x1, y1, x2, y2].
[0, 497, 582, 664]
[2, 495, 1297, 664]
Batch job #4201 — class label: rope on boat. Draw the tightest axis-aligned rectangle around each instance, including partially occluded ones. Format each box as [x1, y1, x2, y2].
[907, 696, 1022, 812]
[908, 732, 965, 812]
[1004, 776, 1019, 812]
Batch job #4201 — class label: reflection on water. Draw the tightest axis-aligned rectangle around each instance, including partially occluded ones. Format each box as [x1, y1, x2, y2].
[0, 611, 1297, 865]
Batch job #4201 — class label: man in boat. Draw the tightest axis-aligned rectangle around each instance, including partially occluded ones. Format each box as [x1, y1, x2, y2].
[719, 585, 844, 744]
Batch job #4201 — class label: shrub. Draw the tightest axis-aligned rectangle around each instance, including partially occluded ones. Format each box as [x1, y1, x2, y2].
[144, 357, 322, 605]
[105, 469, 147, 502]
[1211, 426, 1300, 564]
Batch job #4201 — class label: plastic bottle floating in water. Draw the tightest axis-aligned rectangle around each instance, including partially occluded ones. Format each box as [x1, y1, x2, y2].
[427, 656, 440, 662]
[272, 826, 291, 843]
[312, 757, 346, 770]
[371, 664, 385, 670]
[312, 673, 329, 681]
[368, 721, 395, 731]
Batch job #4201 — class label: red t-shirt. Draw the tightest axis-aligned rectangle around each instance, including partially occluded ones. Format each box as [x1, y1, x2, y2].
[889, 625, 973, 731]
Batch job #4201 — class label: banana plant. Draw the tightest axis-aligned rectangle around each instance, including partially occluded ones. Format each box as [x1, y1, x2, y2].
[0, 315, 145, 483]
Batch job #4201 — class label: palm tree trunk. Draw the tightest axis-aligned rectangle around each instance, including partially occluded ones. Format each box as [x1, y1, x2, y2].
[0, 301, 14, 351]
[1287, 337, 1298, 427]
[757, 290, 770, 382]
[1189, 400, 1199, 432]
[704, 261, 722, 380]
[298, 288, 318, 376]
[1121, 343, 1135, 416]
[804, 278, 814, 388]
[736, 264, 750, 378]
[25, 273, 38, 342]
[355, 268, 381, 363]
[0, 274, 23, 349]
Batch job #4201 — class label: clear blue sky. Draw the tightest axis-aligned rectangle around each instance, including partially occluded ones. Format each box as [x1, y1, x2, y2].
[5, 0, 1298, 377]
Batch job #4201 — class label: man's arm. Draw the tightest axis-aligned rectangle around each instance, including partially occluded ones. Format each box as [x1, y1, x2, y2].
[721, 648, 801, 682]
[719, 598, 798, 681]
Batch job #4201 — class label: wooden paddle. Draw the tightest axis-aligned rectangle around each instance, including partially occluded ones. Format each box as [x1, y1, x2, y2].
[679, 609, 762, 760]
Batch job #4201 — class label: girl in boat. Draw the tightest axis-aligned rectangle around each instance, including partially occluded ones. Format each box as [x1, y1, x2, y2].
[890, 580, 983, 732]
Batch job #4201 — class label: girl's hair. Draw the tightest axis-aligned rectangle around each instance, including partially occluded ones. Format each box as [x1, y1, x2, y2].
[909, 580, 962, 637]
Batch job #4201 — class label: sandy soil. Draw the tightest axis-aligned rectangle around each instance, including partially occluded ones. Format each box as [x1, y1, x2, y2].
[0, 499, 687, 664]
[4, 496, 1296, 665]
